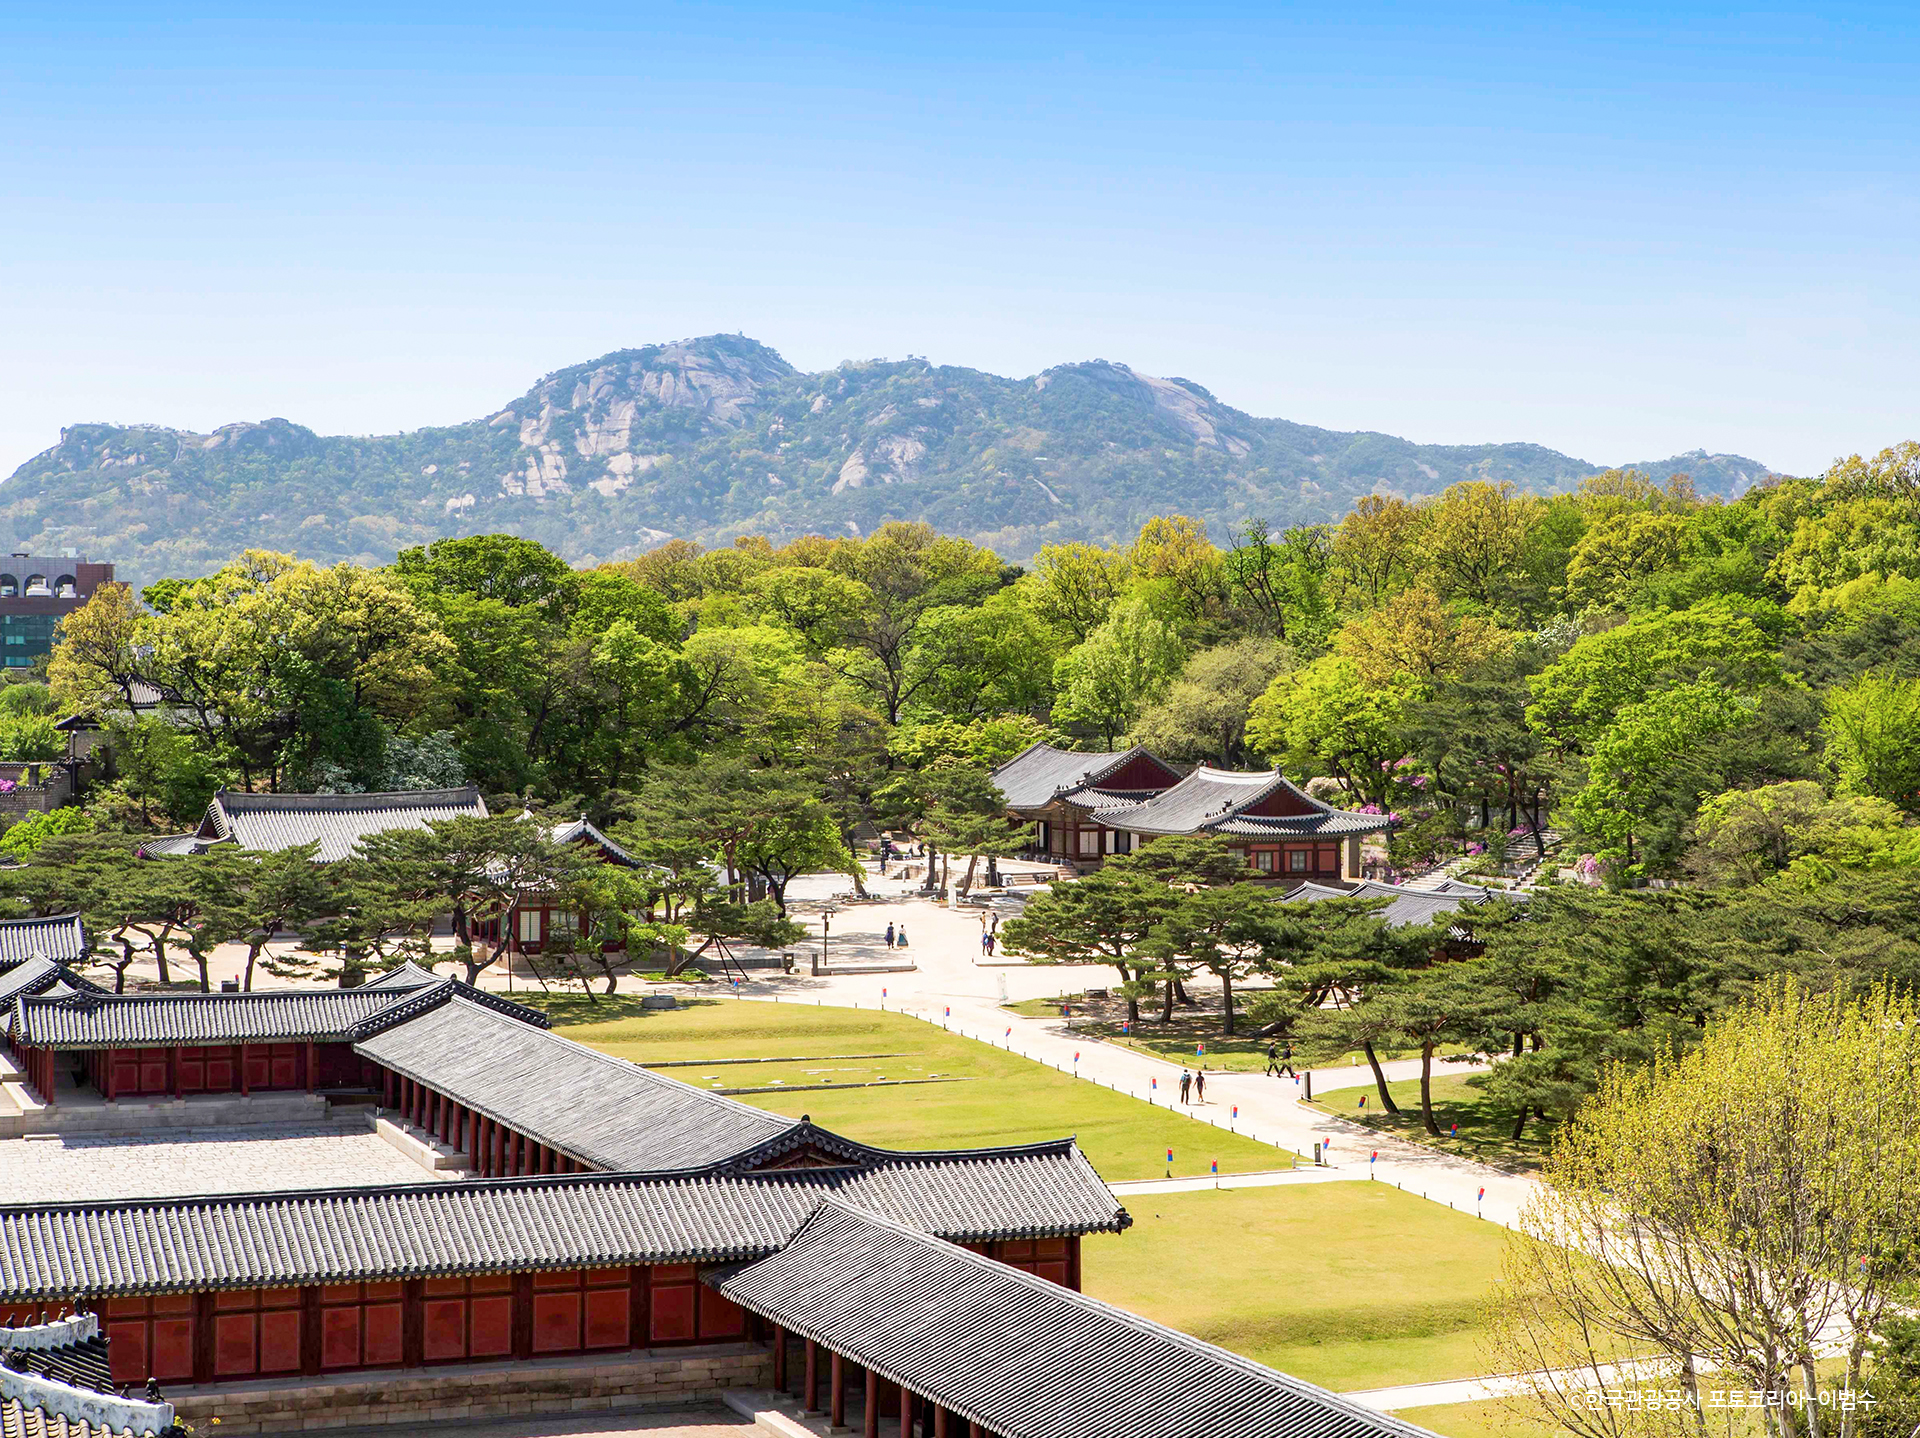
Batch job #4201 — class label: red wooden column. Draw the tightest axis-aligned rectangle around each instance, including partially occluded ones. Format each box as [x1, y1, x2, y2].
[239, 1043, 251, 1096]
[168, 1046, 180, 1099]
[104, 1048, 117, 1102]
[772, 1326, 787, 1390]
[830, 1353, 846, 1429]
[803, 1339, 820, 1413]
[304, 1040, 317, 1091]
[933, 1407, 948, 1437]
[863, 1365, 879, 1438]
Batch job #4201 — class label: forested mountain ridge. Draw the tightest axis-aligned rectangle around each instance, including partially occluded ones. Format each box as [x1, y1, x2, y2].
[4, 333, 1775, 588]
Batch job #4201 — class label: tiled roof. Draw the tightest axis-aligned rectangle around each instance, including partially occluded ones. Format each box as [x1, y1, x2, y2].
[0, 915, 86, 967]
[1283, 879, 1528, 929]
[7, 987, 416, 1050]
[707, 1201, 1438, 1438]
[991, 745, 1142, 810]
[0, 958, 102, 1009]
[1101, 768, 1389, 839]
[198, 786, 489, 861]
[357, 959, 449, 991]
[546, 815, 637, 866]
[353, 994, 791, 1171]
[0, 1155, 1128, 1300]
[0, 1313, 175, 1438]
[130, 834, 202, 858]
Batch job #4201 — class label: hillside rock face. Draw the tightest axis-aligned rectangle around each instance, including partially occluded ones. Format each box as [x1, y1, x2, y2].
[1, 334, 1777, 588]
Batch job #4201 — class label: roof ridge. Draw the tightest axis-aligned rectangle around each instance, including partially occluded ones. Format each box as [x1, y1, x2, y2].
[215, 785, 483, 810]
[768, 1198, 1426, 1432]
[0, 1153, 1106, 1218]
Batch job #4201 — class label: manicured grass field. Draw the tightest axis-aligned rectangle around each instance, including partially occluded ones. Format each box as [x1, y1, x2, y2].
[1002, 994, 1468, 1072]
[1307, 1070, 1555, 1171]
[1081, 1184, 1509, 1391]
[1398, 1399, 1558, 1438]
[522, 994, 1293, 1182]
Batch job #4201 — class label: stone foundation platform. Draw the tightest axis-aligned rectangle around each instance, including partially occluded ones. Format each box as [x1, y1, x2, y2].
[167, 1344, 773, 1434]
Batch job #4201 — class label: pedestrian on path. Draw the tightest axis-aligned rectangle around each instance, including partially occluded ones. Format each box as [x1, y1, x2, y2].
[985, 932, 996, 957]
[1194, 1069, 1206, 1104]
[885, 922, 896, 949]
[1265, 1041, 1297, 1078]
[896, 925, 909, 948]
[1179, 1069, 1192, 1104]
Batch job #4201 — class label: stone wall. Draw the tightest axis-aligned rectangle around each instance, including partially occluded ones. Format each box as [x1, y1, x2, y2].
[167, 1343, 773, 1434]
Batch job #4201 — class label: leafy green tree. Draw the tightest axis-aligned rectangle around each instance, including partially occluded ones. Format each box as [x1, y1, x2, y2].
[1488, 983, 1920, 1438]
[1691, 780, 1915, 886]
[1247, 655, 1416, 805]
[919, 765, 1030, 898]
[1570, 681, 1751, 871]
[393, 533, 577, 610]
[1142, 881, 1290, 1035]
[1050, 597, 1185, 747]
[1419, 480, 1539, 610]
[1223, 519, 1334, 642]
[1330, 495, 1426, 607]
[1823, 671, 1920, 809]
[1332, 586, 1512, 686]
[1023, 542, 1129, 643]
[199, 842, 329, 990]
[1001, 866, 1173, 1024]
[0, 807, 93, 861]
[1527, 597, 1784, 753]
[736, 792, 856, 914]
[1129, 638, 1293, 766]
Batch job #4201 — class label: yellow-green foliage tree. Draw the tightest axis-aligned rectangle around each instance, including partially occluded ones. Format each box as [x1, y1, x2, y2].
[1487, 983, 1920, 1438]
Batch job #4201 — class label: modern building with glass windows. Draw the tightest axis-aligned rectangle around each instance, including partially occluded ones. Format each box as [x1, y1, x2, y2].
[0, 554, 114, 668]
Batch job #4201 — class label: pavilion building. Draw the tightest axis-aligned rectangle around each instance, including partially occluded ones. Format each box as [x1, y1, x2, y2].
[991, 744, 1390, 885]
[0, 952, 1441, 1438]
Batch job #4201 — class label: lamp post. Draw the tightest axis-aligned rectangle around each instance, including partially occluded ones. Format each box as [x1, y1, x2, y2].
[821, 906, 835, 975]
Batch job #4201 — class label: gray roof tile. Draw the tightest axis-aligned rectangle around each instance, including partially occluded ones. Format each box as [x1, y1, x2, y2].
[354, 994, 793, 1171]
[9, 987, 416, 1049]
[708, 1200, 1439, 1438]
[199, 786, 489, 861]
[1102, 768, 1389, 839]
[991, 745, 1144, 810]
[1282, 879, 1528, 929]
[0, 915, 86, 966]
[0, 1153, 1128, 1300]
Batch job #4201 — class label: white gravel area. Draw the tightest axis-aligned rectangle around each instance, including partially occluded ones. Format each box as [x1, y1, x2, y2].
[0, 1122, 433, 1203]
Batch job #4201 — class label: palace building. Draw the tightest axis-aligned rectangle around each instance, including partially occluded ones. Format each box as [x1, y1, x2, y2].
[992, 743, 1391, 884]
[0, 925, 1440, 1438]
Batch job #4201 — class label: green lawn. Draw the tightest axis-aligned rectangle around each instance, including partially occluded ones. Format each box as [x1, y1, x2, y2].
[1081, 1184, 1509, 1391]
[522, 994, 1293, 1182]
[1001, 995, 1466, 1073]
[1398, 1399, 1558, 1438]
[1306, 1070, 1556, 1172]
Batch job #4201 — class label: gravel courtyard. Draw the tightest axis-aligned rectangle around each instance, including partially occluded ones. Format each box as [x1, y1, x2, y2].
[0, 1121, 434, 1204]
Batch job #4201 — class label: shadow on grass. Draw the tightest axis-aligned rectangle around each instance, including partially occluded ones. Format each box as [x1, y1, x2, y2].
[1306, 1071, 1554, 1173]
[503, 991, 730, 1029]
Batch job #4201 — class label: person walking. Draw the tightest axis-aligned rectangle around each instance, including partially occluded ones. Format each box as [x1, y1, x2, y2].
[1194, 1069, 1206, 1104]
[885, 921, 896, 949]
[1178, 1069, 1192, 1104]
[985, 932, 996, 957]
[896, 925, 909, 948]
[1279, 1041, 1298, 1078]
[1265, 1041, 1298, 1079]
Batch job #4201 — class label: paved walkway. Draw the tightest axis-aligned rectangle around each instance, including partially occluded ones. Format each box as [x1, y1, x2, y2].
[714, 870, 1537, 1229]
[322, 1408, 751, 1438]
[97, 863, 1535, 1227]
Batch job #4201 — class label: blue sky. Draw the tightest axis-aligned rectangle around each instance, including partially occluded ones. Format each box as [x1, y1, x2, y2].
[2, 3, 1916, 479]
